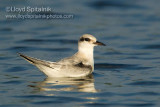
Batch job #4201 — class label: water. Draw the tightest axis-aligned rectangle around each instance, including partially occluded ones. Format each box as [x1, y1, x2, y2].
[1, 0, 160, 106]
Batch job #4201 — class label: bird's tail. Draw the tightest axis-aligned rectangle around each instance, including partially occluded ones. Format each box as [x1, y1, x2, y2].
[18, 53, 53, 67]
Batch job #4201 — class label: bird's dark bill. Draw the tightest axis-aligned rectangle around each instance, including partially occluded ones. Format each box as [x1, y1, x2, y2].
[94, 41, 106, 46]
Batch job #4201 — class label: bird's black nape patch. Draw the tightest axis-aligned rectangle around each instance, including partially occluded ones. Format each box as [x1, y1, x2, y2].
[80, 37, 84, 41]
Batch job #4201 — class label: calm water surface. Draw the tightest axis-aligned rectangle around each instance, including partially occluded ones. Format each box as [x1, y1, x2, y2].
[0, 0, 160, 107]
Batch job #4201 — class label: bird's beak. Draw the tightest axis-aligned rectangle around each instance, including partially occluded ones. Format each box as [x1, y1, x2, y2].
[94, 41, 106, 46]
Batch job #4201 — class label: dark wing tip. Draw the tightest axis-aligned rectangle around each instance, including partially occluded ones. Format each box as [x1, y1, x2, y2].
[17, 52, 27, 59]
[17, 52, 35, 63]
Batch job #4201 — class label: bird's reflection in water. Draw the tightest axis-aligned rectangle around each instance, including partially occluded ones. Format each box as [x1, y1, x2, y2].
[30, 74, 98, 93]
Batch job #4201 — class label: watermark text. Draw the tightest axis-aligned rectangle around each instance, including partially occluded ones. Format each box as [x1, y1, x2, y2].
[5, 6, 74, 20]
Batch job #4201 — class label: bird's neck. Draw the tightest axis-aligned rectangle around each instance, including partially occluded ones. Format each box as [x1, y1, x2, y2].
[78, 45, 94, 65]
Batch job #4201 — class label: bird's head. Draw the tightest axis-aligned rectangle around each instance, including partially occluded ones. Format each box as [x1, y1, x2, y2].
[78, 34, 106, 48]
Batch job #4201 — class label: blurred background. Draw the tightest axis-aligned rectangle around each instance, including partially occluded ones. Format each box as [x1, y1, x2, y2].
[0, 0, 160, 107]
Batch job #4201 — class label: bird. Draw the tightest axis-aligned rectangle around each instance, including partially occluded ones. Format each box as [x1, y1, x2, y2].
[18, 34, 106, 77]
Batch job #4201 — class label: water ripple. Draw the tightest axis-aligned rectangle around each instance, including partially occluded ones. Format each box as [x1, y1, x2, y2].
[128, 81, 160, 86]
[88, 0, 144, 9]
[4, 66, 27, 72]
[18, 39, 77, 44]
[14, 95, 89, 104]
[0, 104, 25, 107]
[120, 92, 160, 96]
[143, 44, 160, 49]
[95, 63, 133, 69]
[2, 80, 23, 85]
[0, 28, 12, 32]
[82, 91, 160, 98]
[2, 46, 72, 52]
[95, 63, 152, 70]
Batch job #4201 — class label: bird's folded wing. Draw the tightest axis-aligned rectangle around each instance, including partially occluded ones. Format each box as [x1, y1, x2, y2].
[18, 53, 92, 73]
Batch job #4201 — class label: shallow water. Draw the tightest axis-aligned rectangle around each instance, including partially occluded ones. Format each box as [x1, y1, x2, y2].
[1, 0, 160, 107]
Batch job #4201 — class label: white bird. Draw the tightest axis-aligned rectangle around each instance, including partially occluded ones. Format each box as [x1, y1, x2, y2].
[18, 34, 105, 77]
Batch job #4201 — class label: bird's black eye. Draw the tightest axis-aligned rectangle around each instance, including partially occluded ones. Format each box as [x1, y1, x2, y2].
[84, 38, 90, 41]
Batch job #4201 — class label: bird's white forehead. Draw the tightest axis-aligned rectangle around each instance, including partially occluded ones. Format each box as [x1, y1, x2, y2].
[81, 34, 97, 41]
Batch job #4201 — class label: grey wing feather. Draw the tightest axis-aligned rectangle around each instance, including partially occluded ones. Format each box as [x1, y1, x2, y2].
[58, 55, 93, 71]
[57, 54, 81, 65]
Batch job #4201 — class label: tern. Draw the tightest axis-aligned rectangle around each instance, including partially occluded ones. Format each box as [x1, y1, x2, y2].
[18, 34, 105, 77]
